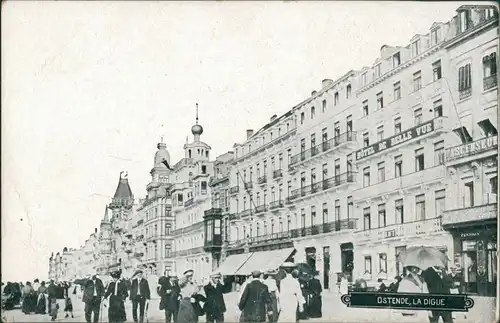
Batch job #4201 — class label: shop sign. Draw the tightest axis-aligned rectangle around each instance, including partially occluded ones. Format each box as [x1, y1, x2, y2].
[460, 231, 481, 239]
[446, 136, 498, 162]
[356, 119, 435, 161]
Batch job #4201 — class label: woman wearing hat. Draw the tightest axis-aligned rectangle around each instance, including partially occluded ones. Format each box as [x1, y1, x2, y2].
[103, 270, 128, 323]
[177, 270, 204, 323]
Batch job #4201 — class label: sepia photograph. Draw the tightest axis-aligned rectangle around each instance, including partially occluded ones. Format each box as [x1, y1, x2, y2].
[1, 1, 498, 322]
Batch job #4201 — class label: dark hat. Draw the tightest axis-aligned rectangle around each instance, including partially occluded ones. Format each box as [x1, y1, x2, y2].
[133, 269, 144, 277]
[110, 271, 121, 279]
[183, 270, 194, 277]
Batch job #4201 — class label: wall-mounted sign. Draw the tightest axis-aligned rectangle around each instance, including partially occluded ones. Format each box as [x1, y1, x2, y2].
[356, 119, 436, 161]
[445, 136, 498, 162]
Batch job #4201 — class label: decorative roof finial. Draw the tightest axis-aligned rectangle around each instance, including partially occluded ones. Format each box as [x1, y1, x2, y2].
[191, 103, 204, 137]
[196, 103, 199, 125]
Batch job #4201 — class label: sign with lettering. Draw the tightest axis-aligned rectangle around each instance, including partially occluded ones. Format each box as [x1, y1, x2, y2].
[445, 136, 498, 162]
[356, 119, 436, 161]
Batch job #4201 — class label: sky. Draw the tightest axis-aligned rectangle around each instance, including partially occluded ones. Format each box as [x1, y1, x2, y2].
[1, 1, 483, 282]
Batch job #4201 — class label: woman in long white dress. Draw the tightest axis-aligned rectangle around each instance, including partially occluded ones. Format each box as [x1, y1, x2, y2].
[277, 264, 305, 323]
[339, 274, 349, 295]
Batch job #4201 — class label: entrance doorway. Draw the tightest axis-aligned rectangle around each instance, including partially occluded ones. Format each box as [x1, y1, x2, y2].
[340, 243, 353, 282]
[323, 246, 330, 289]
[305, 247, 316, 272]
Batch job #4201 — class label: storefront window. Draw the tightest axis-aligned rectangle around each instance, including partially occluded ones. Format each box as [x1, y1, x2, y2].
[487, 241, 497, 285]
[462, 240, 478, 293]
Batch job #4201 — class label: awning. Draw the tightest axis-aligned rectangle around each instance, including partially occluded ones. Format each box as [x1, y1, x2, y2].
[216, 252, 254, 275]
[235, 247, 296, 275]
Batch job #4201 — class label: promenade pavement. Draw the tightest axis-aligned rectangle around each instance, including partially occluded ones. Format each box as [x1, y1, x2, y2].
[3, 291, 496, 322]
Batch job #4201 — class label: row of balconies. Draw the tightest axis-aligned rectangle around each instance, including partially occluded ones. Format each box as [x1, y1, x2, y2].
[229, 170, 285, 196]
[290, 172, 357, 200]
[171, 246, 205, 258]
[290, 131, 357, 166]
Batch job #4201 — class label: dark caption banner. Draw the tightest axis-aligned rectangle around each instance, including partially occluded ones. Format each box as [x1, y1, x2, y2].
[341, 292, 474, 312]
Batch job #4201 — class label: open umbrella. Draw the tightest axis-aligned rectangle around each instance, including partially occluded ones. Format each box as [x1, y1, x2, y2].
[397, 246, 448, 270]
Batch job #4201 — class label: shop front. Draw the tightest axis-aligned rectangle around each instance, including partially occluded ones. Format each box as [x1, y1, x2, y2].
[449, 225, 497, 297]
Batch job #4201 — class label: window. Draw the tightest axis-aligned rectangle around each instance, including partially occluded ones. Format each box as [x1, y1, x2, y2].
[411, 39, 420, 57]
[414, 108, 423, 126]
[434, 141, 444, 165]
[278, 153, 283, 169]
[346, 84, 352, 98]
[413, 71, 422, 91]
[377, 162, 385, 183]
[431, 27, 441, 46]
[335, 200, 340, 222]
[379, 254, 387, 273]
[433, 99, 443, 117]
[483, 52, 497, 90]
[363, 207, 371, 231]
[311, 168, 316, 185]
[364, 256, 372, 274]
[433, 60, 442, 81]
[435, 189, 445, 217]
[311, 206, 317, 226]
[363, 132, 369, 147]
[395, 199, 404, 224]
[362, 100, 369, 116]
[416, 194, 426, 220]
[334, 92, 339, 106]
[334, 122, 340, 139]
[393, 81, 401, 100]
[415, 148, 425, 171]
[363, 167, 371, 187]
[458, 63, 472, 94]
[322, 203, 328, 224]
[361, 72, 367, 86]
[301, 209, 306, 229]
[334, 159, 340, 177]
[394, 117, 402, 134]
[459, 10, 469, 33]
[346, 115, 353, 133]
[346, 154, 353, 173]
[287, 149, 292, 165]
[310, 134, 316, 151]
[490, 176, 498, 195]
[374, 64, 381, 79]
[376, 92, 384, 109]
[165, 224, 171, 235]
[322, 163, 328, 181]
[377, 126, 384, 141]
[464, 181, 474, 207]
[300, 112, 305, 124]
[393, 52, 401, 68]
[378, 203, 386, 228]
[347, 196, 353, 220]
[322, 100, 327, 112]
[311, 106, 316, 119]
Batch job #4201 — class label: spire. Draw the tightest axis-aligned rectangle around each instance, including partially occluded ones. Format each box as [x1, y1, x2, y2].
[102, 205, 110, 223]
[191, 103, 204, 141]
[196, 103, 199, 125]
[110, 171, 134, 209]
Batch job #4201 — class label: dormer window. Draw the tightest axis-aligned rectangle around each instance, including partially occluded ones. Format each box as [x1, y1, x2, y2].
[431, 27, 441, 46]
[374, 64, 381, 79]
[459, 10, 470, 33]
[334, 92, 339, 106]
[346, 84, 351, 99]
[310, 107, 315, 119]
[393, 52, 401, 68]
[411, 39, 420, 57]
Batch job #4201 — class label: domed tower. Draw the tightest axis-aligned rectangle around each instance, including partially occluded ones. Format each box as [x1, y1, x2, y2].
[184, 103, 211, 161]
[149, 140, 172, 186]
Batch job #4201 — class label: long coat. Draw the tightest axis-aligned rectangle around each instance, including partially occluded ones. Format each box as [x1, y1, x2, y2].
[82, 278, 105, 304]
[158, 278, 181, 312]
[238, 280, 272, 323]
[130, 278, 151, 301]
[104, 280, 128, 323]
[204, 282, 231, 315]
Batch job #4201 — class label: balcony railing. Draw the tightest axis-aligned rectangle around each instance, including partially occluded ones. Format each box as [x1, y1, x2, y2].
[229, 213, 239, 221]
[442, 203, 497, 227]
[483, 75, 497, 91]
[171, 246, 205, 258]
[255, 204, 267, 214]
[269, 200, 284, 210]
[273, 169, 283, 179]
[290, 132, 357, 166]
[290, 219, 358, 238]
[257, 176, 267, 185]
[355, 216, 443, 244]
[291, 172, 356, 199]
[185, 198, 194, 207]
[230, 186, 239, 194]
[459, 87, 472, 100]
[240, 209, 252, 218]
[248, 231, 292, 244]
[244, 182, 253, 190]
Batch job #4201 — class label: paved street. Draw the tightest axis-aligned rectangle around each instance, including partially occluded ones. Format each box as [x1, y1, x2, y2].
[3, 291, 496, 322]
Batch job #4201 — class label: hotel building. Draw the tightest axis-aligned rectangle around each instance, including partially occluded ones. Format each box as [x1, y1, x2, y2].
[441, 5, 498, 297]
[351, 5, 498, 286]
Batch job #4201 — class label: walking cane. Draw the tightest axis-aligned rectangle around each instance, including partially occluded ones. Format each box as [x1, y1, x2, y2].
[145, 300, 149, 323]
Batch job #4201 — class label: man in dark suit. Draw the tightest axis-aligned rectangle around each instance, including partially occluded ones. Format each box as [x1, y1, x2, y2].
[238, 270, 272, 323]
[82, 274, 105, 323]
[422, 266, 454, 323]
[130, 269, 151, 323]
[158, 272, 181, 323]
[204, 272, 232, 323]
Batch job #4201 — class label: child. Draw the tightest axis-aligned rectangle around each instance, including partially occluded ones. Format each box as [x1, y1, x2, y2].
[49, 298, 59, 321]
[64, 288, 74, 318]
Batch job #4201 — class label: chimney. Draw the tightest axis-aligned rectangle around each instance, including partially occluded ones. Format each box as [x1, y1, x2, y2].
[322, 79, 333, 88]
[270, 114, 278, 122]
[311, 90, 317, 96]
[246, 129, 254, 139]
[95, 228, 97, 233]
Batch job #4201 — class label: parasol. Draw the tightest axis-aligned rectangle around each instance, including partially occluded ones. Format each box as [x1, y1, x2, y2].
[397, 246, 448, 270]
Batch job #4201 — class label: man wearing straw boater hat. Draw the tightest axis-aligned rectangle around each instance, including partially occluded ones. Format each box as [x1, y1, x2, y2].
[103, 270, 128, 323]
[130, 269, 151, 323]
[203, 272, 231, 323]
